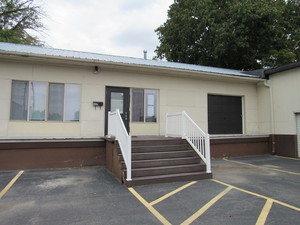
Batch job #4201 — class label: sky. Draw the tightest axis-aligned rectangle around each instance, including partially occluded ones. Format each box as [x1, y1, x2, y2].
[36, 0, 173, 59]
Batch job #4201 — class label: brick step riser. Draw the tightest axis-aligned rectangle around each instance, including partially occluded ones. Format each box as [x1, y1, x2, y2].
[121, 158, 201, 169]
[124, 165, 206, 178]
[118, 151, 196, 161]
[131, 152, 196, 161]
[132, 139, 187, 147]
[131, 145, 192, 153]
[124, 172, 213, 186]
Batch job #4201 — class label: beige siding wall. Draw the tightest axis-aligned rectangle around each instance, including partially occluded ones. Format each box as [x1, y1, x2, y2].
[270, 68, 300, 134]
[0, 60, 261, 138]
[257, 83, 272, 134]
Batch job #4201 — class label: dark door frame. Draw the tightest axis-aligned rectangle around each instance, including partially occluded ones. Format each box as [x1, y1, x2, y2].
[105, 86, 130, 135]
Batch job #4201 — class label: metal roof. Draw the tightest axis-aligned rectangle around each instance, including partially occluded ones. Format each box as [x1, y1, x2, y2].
[0, 42, 260, 78]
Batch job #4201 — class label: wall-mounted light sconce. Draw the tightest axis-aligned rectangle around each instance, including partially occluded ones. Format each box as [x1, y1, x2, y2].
[93, 101, 103, 109]
[94, 66, 100, 74]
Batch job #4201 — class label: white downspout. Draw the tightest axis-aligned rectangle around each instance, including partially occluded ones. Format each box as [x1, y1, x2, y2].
[263, 80, 276, 154]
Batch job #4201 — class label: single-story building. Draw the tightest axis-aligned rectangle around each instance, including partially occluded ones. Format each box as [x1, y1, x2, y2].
[0, 42, 298, 184]
[258, 61, 300, 158]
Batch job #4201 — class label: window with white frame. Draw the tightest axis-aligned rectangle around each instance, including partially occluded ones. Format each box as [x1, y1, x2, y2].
[48, 83, 64, 121]
[64, 84, 81, 121]
[10, 80, 80, 122]
[10, 80, 29, 120]
[132, 89, 157, 122]
[30, 81, 47, 121]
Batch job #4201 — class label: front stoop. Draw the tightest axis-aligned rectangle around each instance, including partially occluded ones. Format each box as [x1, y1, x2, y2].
[119, 137, 212, 186]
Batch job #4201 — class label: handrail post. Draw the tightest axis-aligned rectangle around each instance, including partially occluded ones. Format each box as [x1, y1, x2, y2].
[108, 109, 132, 181]
[165, 113, 169, 137]
[181, 111, 186, 139]
[166, 111, 211, 174]
[127, 136, 132, 180]
[205, 133, 211, 173]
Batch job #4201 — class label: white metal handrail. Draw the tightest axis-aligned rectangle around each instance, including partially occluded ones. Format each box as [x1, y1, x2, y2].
[166, 111, 211, 173]
[108, 109, 132, 181]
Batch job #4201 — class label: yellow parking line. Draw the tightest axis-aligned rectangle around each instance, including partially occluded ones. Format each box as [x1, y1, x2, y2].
[128, 187, 172, 225]
[0, 170, 24, 199]
[150, 181, 197, 206]
[212, 179, 300, 212]
[275, 155, 300, 161]
[223, 158, 300, 176]
[180, 187, 232, 225]
[255, 199, 273, 225]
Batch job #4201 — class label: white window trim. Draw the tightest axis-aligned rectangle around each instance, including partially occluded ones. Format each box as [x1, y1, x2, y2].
[27, 81, 48, 122]
[131, 88, 158, 123]
[10, 80, 81, 122]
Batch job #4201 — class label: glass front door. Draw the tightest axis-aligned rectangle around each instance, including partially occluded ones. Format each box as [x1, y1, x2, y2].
[105, 87, 130, 134]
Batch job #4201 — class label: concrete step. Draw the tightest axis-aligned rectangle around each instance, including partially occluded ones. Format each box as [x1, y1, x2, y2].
[121, 157, 202, 169]
[132, 138, 186, 147]
[131, 144, 192, 153]
[129, 150, 196, 160]
[124, 164, 206, 178]
[123, 171, 213, 186]
[115, 136, 212, 186]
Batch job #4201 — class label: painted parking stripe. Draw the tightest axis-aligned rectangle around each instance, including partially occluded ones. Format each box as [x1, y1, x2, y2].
[275, 155, 300, 161]
[150, 181, 197, 206]
[180, 187, 232, 225]
[223, 158, 300, 176]
[255, 199, 273, 225]
[0, 170, 24, 199]
[212, 179, 300, 212]
[128, 187, 172, 225]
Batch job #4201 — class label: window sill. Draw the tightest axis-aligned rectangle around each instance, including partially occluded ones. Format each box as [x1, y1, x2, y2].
[9, 120, 80, 123]
[131, 121, 158, 123]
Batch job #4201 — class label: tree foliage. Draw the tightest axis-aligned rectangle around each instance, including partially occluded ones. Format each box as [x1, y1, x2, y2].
[155, 0, 300, 70]
[0, 0, 44, 45]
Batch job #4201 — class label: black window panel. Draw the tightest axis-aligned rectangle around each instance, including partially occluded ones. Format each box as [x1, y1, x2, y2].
[208, 95, 242, 134]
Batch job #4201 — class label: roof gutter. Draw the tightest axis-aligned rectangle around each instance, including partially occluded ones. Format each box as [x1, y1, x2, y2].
[264, 61, 300, 78]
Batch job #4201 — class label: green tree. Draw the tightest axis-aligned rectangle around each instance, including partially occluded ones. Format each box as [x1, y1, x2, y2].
[155, 0, 300, 70]
[0, 0, 44, 45]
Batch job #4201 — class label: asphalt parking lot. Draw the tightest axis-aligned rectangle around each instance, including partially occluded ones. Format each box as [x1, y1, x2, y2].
[0, 155, 299, 225]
